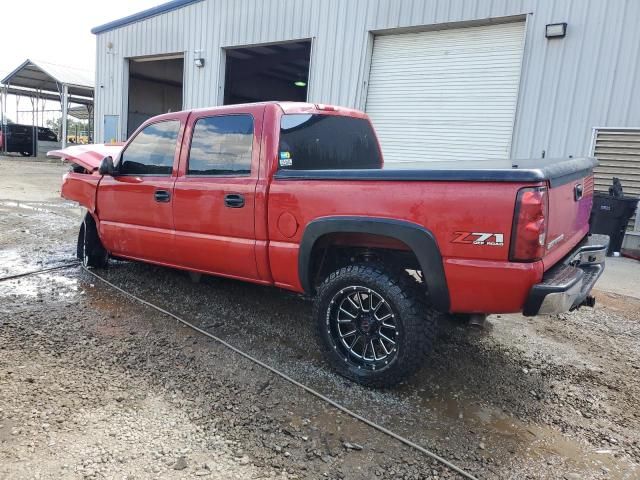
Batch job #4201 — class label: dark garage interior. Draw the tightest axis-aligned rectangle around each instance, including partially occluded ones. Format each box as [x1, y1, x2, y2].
[223, 41, 311, 105]
[127, 56, 183, 137]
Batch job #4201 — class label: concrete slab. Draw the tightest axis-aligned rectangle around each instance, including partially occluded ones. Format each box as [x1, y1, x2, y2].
[595, 256, 640, 300]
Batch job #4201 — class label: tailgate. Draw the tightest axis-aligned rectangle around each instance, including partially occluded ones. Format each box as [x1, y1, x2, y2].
[543, 172, 594, 270]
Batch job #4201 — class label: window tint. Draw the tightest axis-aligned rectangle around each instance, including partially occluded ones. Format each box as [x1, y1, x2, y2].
[119, 120, 180, 175]
[188, 115, 253, 175]
[278, 114, 381, 170]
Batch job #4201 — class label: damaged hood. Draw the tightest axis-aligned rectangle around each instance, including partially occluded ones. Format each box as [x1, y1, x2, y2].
[47, 143, 124, 172]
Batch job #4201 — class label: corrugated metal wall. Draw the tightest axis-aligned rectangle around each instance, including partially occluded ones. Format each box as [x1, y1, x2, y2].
[94, 0, 640, 162]
[592, 128, 640, 231]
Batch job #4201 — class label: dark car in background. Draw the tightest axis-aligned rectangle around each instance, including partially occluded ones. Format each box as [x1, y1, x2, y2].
[38, 127, 58, 142]
[0, 123, 36, 156]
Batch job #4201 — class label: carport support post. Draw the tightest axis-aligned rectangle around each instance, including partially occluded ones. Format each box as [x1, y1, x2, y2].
[0, 85, 5, 153]
[30, 96, 37, 157]
[87, 104, 93, 142]
[61, 84, 68, 149]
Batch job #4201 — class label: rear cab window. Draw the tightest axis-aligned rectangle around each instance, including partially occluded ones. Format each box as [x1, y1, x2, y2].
[187, 114, 254, 176]
[278, 114, 381, 170]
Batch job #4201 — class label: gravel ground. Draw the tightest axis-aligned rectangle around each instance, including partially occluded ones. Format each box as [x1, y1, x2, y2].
[1, 159, 639, 479]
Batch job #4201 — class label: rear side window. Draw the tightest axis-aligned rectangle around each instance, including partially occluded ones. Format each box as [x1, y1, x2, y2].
[278, 114, 381, 170]
[119, 120, 180, 175]
[188, 115, 253, 175]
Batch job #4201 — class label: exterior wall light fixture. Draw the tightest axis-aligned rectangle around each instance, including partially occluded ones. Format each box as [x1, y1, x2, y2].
[194, 50, 205, 67]
[545, 23, 567, 39]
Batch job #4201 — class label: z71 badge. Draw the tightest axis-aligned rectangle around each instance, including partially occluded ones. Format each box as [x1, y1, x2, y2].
[452, 232, 504, 246]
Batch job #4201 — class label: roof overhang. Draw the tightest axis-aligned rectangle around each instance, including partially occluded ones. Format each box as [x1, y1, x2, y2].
[91, 0, 204, 34]
[68, 105, 92, 120]
[2, 86, 93, 106]
[1, 59, 93, 98]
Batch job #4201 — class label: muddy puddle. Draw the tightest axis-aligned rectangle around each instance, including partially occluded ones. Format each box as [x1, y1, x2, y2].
[0, 248, 76, 276]
[0, 199, 78, 215]
[0, 273, 79, 299]
[423, 397, 635, 477]
[0, 199, 55, 213]
[0, 249, 80, 301]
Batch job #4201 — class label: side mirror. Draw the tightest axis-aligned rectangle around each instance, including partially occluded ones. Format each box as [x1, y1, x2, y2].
[98, 156, 115, 176]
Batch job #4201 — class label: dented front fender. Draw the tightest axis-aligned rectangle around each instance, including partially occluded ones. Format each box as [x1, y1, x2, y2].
[61, 172, 100, 213]
[49, 143, 124, 212]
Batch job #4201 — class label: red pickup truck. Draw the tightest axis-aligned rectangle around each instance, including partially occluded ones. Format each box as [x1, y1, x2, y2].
[50, 102, 608, 387]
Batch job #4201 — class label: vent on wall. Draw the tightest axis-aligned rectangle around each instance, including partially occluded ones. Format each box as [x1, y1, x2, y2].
[591, 128, 640, 232]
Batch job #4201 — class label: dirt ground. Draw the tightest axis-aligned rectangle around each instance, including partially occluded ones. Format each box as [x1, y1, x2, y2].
[1, 158, 639, 480]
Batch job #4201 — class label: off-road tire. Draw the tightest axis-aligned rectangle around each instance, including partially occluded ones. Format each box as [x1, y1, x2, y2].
[78, 213, 109, 268]
[314, 264, 437, 388]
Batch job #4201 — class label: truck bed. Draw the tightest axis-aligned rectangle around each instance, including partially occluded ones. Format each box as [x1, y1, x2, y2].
[275, 157, 598, 187]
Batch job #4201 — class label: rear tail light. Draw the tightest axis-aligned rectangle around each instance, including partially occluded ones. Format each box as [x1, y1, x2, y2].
[510, 186, 548, 262]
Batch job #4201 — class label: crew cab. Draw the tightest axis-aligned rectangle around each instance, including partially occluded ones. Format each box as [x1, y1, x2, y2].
[49, 102, 608, 387]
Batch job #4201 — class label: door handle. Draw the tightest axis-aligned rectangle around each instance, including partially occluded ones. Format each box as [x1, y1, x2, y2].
[154, 190, 171, 203]
[224, 193, 245, 208]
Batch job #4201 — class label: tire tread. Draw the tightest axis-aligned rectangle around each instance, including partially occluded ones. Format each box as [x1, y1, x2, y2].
[79, 213, 109, 268]
[314, 264, 437, 388]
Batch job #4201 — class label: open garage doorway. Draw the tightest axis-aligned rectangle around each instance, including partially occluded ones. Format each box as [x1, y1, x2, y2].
[223, 40, 311, 105]
[127, 55, 183, 137]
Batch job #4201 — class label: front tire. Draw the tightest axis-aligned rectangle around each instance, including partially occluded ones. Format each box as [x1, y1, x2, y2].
[78, 213, 108, 268]
[314, 264, 437, 388]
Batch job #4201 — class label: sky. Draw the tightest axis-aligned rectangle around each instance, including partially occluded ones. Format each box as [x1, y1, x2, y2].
[1, 0, 162, 124]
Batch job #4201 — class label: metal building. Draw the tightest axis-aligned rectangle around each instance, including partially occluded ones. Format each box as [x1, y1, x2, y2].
[92, 0, 640, 195]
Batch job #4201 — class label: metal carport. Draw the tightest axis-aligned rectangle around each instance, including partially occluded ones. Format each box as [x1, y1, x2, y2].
[0, 59, 94, 150]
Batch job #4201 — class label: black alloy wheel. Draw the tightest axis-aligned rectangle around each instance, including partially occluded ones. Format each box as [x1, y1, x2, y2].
[314, 264, 437, 388]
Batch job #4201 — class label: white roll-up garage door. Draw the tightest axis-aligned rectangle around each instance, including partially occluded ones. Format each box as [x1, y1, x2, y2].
[365, 22, 525, 164]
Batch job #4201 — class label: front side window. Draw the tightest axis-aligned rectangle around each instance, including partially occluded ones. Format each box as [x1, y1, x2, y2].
[119, 120, 181, 175]
[278, 114, 382, 170]
[187, 115, 253, 175]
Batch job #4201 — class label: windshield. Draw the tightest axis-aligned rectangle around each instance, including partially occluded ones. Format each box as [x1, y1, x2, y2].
[278, 114, 382, 170]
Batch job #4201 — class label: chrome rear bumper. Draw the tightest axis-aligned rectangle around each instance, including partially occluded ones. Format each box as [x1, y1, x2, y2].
[523, 234, 609, 316]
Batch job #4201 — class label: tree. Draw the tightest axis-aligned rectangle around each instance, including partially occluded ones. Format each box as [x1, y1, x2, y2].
[46, 117, 88, 132]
